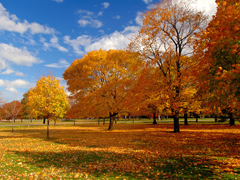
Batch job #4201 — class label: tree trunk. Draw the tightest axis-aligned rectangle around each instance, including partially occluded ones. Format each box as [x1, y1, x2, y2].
[108, 112, 118, 130]
[229, 113, 235, 126]
[195, 115, 198, 122]
[214, 115, 217, 122]
[128, 114, 130, 120]
[12, 117, 15, 132]
[103, 117, 105, 125]
[98, 118, 100, 124]
[47, 119, 49, 138]
[74, 119, 75, 126]
[153, 112, 157, 124]
[173, 112, 180, 133]
[184, 112, 188, 125]
[21, 119, 23, 123]
[43, 118, 46, 124]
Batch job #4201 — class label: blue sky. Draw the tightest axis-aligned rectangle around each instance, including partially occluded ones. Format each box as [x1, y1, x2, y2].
[0, 0, 217, 102]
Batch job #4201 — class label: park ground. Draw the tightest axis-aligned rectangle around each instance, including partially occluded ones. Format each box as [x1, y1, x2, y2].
[0, 119, 240, 179]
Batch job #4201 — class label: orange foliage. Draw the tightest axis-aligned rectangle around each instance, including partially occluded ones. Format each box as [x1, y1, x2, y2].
[63, 49, 143, 130]
[129, 0, 208, 132]
[1, 100, 22, 120]
[192, 0, 240, 121]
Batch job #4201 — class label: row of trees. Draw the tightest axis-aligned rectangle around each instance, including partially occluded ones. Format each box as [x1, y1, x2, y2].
[64, 0, 240, 132]
[1, 0, 239, 134]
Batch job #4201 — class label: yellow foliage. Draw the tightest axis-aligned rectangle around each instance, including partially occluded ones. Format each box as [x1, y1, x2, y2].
[28, 76, 70, 121]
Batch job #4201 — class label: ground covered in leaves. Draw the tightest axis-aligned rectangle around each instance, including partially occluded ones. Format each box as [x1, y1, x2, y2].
[0, 123, 240, 179]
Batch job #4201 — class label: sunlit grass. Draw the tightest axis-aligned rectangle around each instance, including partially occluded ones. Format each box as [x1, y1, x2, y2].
[0, 123, 239, 179]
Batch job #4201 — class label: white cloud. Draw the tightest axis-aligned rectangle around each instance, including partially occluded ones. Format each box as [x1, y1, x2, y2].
[15, 71, 24, 76]
[102, 2, 110, 9]
[0, 3, 55, 34]
[40, 35, 68, 52]
[142, 0, 153, 4]
[10, 79, 31, 87]
[0, 58, 7, 71]
[135, 12, 143, 26]
[1, 68, 24, 76]
[64, 35, 92, 55]
[78, 9, 103, 28]
[0, 79, 33, 101]
[99, 30, 104, 34]
[0, 43, 39, 66]
[6, 87, 18, 93]
[85, 26, 139, 52]
[52, 0, 64, 3]
[78, 19, 90, 27]
[78, 10, 94, 16]
[0, 79, 34, 95]
[113, 15, 121, 20]
[1, 68, 14, 74]
[78, 19, 102, 28]
[190, 0, 217, 17]
[98, 11, 103, 16]
[45, 59, 70, 68]
[0, 79, 4, 86]
[64, 26, 139, 54]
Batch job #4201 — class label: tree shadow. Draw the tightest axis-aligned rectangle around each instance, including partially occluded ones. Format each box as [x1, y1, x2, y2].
[11, 149, 237, 179]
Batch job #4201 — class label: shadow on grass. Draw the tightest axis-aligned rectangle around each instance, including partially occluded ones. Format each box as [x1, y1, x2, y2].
[10, 149, 235, 179]
[2, 124, 238, 179]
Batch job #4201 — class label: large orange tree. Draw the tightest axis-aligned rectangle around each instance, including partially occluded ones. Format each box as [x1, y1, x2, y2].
[63, 49, 142, 130]
[129, 0, 208, 132]
[192, 0, 240, 125]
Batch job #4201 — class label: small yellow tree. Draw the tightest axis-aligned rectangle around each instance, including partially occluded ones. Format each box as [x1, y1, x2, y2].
[28, 76, 70, 138]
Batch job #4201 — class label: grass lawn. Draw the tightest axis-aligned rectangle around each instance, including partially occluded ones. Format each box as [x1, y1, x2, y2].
[0, 123, 239, 179]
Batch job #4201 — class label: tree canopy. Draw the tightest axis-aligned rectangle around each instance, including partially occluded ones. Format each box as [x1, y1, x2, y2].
[28, 76, 70, 121]
[192, 0, 240, 125]
[28, 76, 70, 137]
[63, 49, 143, 130]
[128, 0, 208, 132]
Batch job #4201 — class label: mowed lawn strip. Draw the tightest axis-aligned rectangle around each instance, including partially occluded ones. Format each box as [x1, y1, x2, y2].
[0, 124, 239, 179]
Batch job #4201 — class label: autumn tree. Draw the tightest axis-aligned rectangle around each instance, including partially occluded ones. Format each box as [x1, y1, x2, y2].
[63, 49, 142, 130]
[28, 75, 70, 138]
[0, 92, 5, 119]
[20, 91, 32, 120]
[0, 91, 4, 106]
[3, 101, 22, 132]
[127, 66, 166, 124]
[192, 0, 240, 126]
[129, 0, 208, 132]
